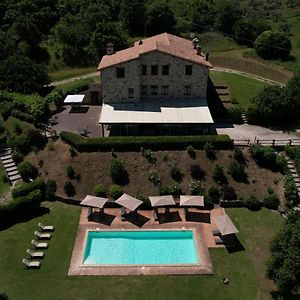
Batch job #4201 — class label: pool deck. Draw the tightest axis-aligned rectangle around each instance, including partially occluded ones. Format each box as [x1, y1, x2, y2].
[68, 207, 225, 276]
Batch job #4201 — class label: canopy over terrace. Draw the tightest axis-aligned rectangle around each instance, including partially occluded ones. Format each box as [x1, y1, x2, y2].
[64, 94, 85, 104]
[179, 195, 204, 207]
[115, 193, 143, 211]
[80, 195, 108, 208]
[99, 99, 213, 136]
[149, 195, 175, 207]
[214, 215, 239, 236]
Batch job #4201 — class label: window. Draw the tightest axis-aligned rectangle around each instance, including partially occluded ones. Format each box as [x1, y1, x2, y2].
[128, 88, 134, 98]
[141, 85, 148, 95]
[185, 65, 192, 75]
[151, 65, 158, 75]
[151, 85, 158, 95]
[162, 65, 169, 75]
[161, 85, 169, 95]
[141, 65, 147, 75]
[184, 85, 191, 95]
[116, 67, 125, 78]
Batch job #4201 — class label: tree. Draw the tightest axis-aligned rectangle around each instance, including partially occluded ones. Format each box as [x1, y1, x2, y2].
[191, 0, 216, 32]
[285, 73, 300, 118]
[266, 212, 300, 293]
[0, 55, 49, 93]
[254, 31, 292, 60]
[146, 2, 177, 36]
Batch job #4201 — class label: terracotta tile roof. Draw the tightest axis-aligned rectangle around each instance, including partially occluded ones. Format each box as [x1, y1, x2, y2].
[98, 33, 212, 70]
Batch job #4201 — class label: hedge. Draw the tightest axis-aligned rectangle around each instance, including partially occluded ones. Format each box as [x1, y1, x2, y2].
[12, 178, 45, 198]
[60, 132, 233, 152]
[0, 189, 43, 226]
[11, 109, 34, 123]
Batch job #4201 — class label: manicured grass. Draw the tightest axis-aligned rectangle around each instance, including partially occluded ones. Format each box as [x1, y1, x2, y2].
[54, 76, 99, 92]
[209, 70, 269, 109]
[0, 201, 282, 300]
[49, 67, 97, 82]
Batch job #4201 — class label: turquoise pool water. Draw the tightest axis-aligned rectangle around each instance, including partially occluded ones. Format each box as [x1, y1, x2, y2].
[83, 230, 199, 265]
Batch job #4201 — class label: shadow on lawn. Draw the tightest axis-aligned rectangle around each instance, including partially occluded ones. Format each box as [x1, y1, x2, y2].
[222, 234, 245, 253]
[0, 207, 50, 231]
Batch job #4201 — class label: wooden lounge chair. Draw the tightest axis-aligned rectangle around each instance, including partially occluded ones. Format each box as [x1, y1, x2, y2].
[212, 229, 221, 236]
[153, 209, 158, 221]
[26, 249, 44, 258]
[34, 231, 51, 239]
[214, 237, 224, 245]
[121, 207, 126, 222]
[38, 223, 54, 231]
[31, 240, 48, 249]
[22, 258, 41, 269]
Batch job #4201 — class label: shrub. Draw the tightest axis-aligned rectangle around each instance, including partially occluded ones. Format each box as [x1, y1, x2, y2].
[2, 174, 8, 183]
[140, 147, 156, 163]
[159, 185, 181, 196]
[263, 193, 280, 210]
[12, 178, 44, 198]
[45, 179, 57, 201]
[189, 180, 203, 195]
[284, 175, 299, 207]
[12, 122, 22, 134]
[204, 142, 216, 160]
[190, 164, 206, 180]
[110, 159, 128, 185]
[94, 184, 106, 197]
[170, 163, 183, 182]
[148, 170, 161, 186]
[110, 184, 122, 200]
[186, 145, 195, 158]
[26, 129, 47, 149]
[47, 143, 55, 151]
[11, 110, 34, 123]
[234, 148, 244, 163]
[64, 181, 76, 197]
[208, 186, 220, 204]
[228, 161, 247, 182]
[17, 161, 38, 182]
[204, 197, 214, 209]
[12, 151, 24, 164]
[66, 165, 75, 179]
[1, 107, 11, 120]
[69, 147, 77, 157]
[8, 134, 29, 154]
[243, 195, 261, 211]
[60, 132, 233, 152]
[220, 185, 237, 200]
[213, 164, 226, 184]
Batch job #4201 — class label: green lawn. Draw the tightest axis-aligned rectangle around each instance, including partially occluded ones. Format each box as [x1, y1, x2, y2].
[0, 201, 283, 300]
[49, 67, 97, 82]
[209, 71, 269, 109]
[54, 76, 99, 92]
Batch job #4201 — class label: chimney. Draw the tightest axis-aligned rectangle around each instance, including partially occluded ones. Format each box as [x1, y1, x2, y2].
[138, 40, 143, 45]
[192, 37, 199, 49]
[106, 42, 114, 55]
[205, 52, 210, 61]
[197, 45, 202, 56]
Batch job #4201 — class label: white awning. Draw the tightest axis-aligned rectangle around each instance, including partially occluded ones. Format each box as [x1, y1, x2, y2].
[80, 195, 108, 208]
[64, 94, 85, 104]
[179, 195, 204, 207]
[99, 99, 213, 124]
[115, 193, 143, 211]
[214, 215, 239, 236]
[149, 195, 175, 207]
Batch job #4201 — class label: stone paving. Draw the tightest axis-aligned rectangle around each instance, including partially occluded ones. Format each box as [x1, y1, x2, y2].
[68, 207, 226, 276]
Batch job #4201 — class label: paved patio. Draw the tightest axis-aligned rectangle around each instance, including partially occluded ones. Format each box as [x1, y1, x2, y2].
[68, 207, 225, 276]
[51, 105, 102, 137]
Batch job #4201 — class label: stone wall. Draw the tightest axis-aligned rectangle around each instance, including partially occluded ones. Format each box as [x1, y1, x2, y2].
[101, 50, 209, 103]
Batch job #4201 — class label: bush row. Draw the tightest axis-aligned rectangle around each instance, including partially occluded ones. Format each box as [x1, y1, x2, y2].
[60, 132, 233, 152]
[0, 189, 43, 226]
[12, 178, 45, 198]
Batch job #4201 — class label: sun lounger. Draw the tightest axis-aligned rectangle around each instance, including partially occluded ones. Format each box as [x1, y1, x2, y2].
[22, 258, 41, 268]
[38, 223, 54, 231]
[214, 237, 224, 245]
[121, 207, 126, 222]
[153, 209, 158, 221]
[26, 249, 44, 258]
[31, 240, 48, 249]
[212, 229, 221, 236]
[34, 231, 51, 239]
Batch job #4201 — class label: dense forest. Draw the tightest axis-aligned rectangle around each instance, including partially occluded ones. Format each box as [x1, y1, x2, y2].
[0, 0, 300, 93]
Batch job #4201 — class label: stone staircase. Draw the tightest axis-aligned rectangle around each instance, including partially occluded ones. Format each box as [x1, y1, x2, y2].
[241, 111, 248, 124]
[0, 144, 22, 186]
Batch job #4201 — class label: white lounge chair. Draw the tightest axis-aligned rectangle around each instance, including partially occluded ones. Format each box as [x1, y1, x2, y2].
[34, 231, 51, 239]
[212, 229, 221, 236]
[22, 258, 40, 268]
[121, 207, 126, 222]
[38, 223, 54, 231]
[31, 240, 48, 249]
[214, 237, 224, 245]
[26, 249, 44, 258]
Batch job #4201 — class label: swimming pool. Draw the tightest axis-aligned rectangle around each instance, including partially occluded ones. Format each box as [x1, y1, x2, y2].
[83, 230, 199, 265]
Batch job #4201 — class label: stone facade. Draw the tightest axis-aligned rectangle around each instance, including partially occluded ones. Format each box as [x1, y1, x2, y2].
[101, 51, 209, 103]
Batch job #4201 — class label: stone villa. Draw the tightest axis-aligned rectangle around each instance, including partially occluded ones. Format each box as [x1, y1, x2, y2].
[98, 33, 214, 136]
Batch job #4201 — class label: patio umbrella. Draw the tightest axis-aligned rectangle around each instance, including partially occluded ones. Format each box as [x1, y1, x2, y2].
[179, 195, 204, 207]
[149, 195, 175, 207]
[214, 215, 239, 236]
[80, 195, 108, 208]
[115, 193, 143, 211]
